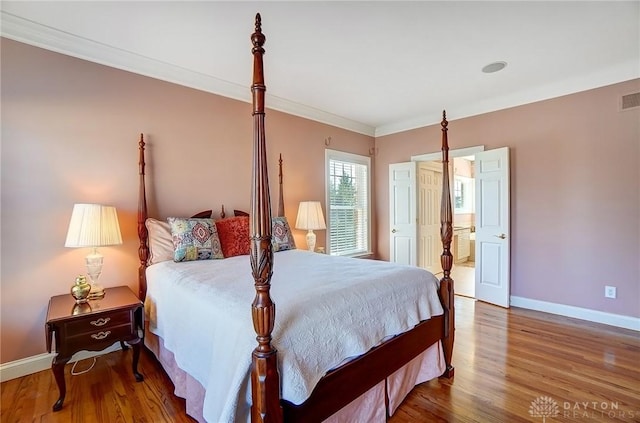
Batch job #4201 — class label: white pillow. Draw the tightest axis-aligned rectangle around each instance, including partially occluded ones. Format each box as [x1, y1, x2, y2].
[145, 218, 174, 265]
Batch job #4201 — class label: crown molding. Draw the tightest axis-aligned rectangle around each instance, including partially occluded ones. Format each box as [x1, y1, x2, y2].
[5, 11, 636, 139]
[1, 12, 375, 137]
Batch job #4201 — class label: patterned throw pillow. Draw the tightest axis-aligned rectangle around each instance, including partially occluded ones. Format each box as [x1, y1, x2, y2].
[215, 216, 250, 258]
[167, 217, 223, 262]
[272, 216, 296, 252]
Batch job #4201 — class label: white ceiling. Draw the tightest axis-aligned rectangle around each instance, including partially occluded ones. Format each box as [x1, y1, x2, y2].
[2, 1, 639, 136]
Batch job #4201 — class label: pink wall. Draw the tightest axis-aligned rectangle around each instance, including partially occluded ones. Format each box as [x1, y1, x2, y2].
[0, 39, 374, 364]
[375, 79, 640, 318]
[2, 37, 638, 365]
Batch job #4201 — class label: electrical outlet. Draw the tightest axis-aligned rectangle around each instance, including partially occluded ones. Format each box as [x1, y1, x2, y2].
[605, 285, 617, 299]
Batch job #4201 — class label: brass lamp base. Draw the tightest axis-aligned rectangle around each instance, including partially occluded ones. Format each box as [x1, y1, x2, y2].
[88, 283, 105, 299]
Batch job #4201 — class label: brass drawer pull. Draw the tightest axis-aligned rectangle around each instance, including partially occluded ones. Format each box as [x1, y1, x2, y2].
[90, 318, 110, 327]
[90, 331, 111, 340]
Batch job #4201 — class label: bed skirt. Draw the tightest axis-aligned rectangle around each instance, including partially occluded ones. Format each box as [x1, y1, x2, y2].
[145, 327, 445, 422]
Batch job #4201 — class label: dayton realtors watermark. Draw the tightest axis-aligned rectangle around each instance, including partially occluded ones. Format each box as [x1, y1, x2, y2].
[529, 396, 639, 421]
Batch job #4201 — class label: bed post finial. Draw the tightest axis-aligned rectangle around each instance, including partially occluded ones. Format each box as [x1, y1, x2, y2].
[249, 14, 283, 423]
[439, 110, 455, 378]
[441, 110, 449, 162]
[251, 13, 266, 116]
[252, 13, 265, 53]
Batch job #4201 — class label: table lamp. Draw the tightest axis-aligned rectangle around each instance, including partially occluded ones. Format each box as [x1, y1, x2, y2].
[65, 204, 122, 299]
[295, 201, 326, 252]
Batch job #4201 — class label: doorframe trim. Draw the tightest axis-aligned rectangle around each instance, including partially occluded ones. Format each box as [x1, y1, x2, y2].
[410, 144, 486, 301]
[411, 145, 485, 162]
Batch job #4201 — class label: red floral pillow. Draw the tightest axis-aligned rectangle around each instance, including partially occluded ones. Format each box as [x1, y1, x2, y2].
[215, 216, 250, 258]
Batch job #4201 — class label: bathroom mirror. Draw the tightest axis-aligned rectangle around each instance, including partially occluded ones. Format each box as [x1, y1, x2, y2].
[454, 176, 474, 214]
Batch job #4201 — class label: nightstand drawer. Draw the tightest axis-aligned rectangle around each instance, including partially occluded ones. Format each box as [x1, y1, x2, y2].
[64, 309, 132, 335]
[66, 323, 134, 351]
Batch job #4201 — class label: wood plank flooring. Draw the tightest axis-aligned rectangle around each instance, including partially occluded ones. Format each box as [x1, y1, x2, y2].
[390, 298, 640, 422]
[448, 262, 475, 298]
[2, 296, 638, 422]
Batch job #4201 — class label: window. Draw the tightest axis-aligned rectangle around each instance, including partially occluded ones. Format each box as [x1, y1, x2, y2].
[325, 149, 371, 256]
[454, 176, 474, 214]
[454, 178, 465, 209]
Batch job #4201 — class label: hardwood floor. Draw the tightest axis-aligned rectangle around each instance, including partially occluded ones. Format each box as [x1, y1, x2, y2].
[449, 261, 475, 298]
[390, 297, 640, 422]
[0, 347, 196, 423]
[2, 297, 638, 422]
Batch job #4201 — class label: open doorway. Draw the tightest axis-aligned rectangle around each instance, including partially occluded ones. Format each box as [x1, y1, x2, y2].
[391, 145, 511, 307]
[450, 156, 475, 298]
[417, 156, 476, 298]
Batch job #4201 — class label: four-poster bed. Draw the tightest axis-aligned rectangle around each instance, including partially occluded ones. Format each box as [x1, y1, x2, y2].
[137, 14, 454, 423]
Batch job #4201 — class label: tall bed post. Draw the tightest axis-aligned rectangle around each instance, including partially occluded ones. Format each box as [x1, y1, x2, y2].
[249, 13, 283, 423]
[137, 133, 149, 301]
[439, 111, 455, 378]
[277, 154, 285, 217]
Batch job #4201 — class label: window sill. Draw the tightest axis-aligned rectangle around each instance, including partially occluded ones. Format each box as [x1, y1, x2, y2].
[334, 252, 374, 260]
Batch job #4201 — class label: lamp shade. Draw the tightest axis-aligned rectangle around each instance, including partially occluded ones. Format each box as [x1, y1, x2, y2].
[295, 201, 326, 231]
[65, 204, 123, 248]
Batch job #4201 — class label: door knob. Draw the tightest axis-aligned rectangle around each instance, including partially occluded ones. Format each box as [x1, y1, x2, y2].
[494, 233, 506, 239]
[391, 229, 397, 233]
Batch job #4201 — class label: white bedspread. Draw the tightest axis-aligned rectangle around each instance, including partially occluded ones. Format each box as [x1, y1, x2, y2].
[145, 249, 443, 423]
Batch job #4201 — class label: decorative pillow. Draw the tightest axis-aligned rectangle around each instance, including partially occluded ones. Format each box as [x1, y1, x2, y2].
[234, 209, 250, 217]
[167, 217, 223, 262]
[272, 216, 296, 252]
[215, 216, 251, 258]
[145, 218, 174, 265]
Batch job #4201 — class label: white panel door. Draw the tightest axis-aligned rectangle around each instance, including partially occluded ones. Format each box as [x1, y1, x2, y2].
[474, 147, 510, 307]
[418, 164, 443, 273]
[389, 162, 417, 266]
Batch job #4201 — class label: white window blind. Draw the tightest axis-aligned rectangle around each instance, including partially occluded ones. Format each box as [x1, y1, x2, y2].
[325, 149, 371, 256]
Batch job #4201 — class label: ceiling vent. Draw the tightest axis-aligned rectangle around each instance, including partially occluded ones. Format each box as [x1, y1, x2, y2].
[620, 92, 640, 111]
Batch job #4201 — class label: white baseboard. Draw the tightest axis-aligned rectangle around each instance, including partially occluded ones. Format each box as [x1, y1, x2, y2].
[510, 296, 640, 331]
[0, 343, 121, 383]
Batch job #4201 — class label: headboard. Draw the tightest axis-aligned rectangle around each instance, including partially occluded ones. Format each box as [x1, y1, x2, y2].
[136, 133, 288, 301]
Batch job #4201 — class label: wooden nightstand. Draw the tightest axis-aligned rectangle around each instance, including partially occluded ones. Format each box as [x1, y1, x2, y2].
[45, 285, 144, 411]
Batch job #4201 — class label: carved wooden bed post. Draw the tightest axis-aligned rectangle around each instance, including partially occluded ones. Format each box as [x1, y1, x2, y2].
[439, 111, 455, 378]
[137, 133, 149, 301]
[249, 13, 283, 423]
[277, 154, 285, 217]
